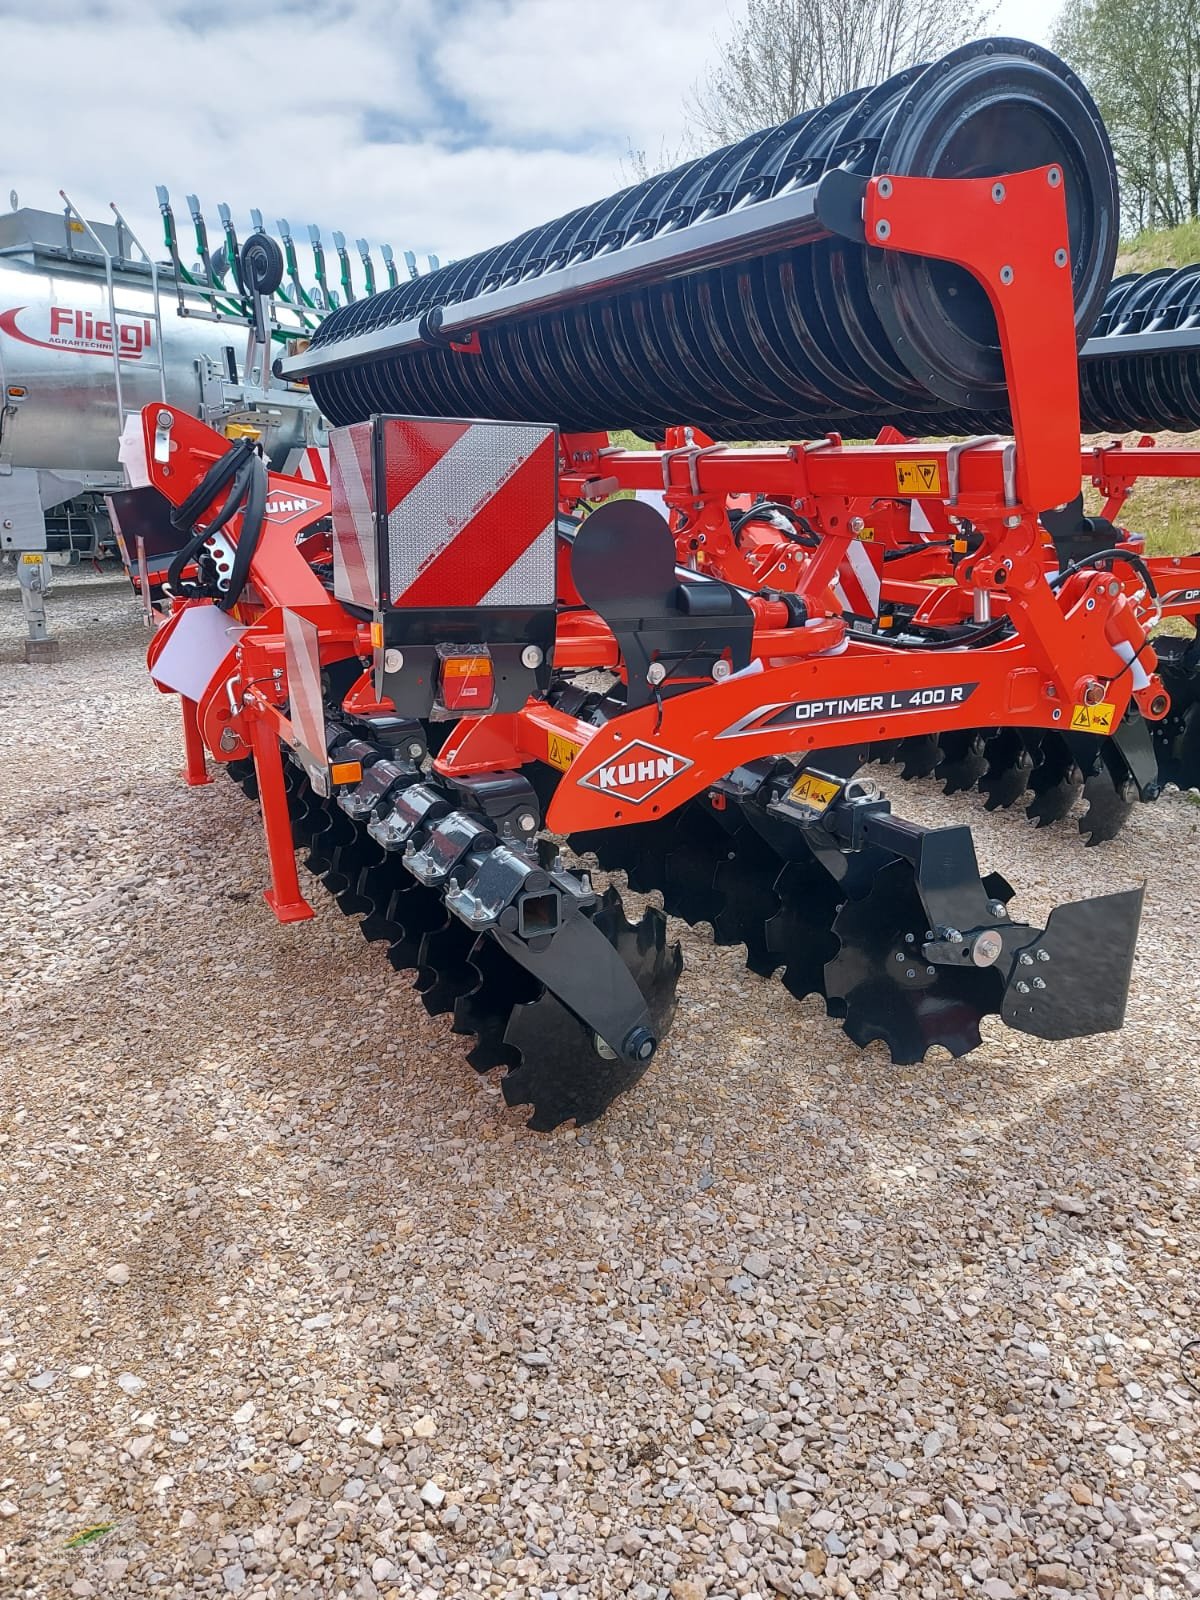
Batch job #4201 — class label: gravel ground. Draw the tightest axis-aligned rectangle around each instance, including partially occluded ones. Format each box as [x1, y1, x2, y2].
[1, 575, 1198, 1600]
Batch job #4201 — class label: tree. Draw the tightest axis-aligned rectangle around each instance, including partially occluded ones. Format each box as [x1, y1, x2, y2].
[1052, 0, 1200, 231]
[688, 0, 995, 148]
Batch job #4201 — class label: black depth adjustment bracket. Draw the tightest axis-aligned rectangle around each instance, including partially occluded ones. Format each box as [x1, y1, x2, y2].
[338, 757, 423, 821]
[441, 770, 541, 842]
[367, 782, 450, 851]
[342, 714, 428, 763]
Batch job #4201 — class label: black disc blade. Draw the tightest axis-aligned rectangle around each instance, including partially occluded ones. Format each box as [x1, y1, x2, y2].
[936, 729, 990, 794]
[763, 857, 843, 1006]
[1025, 732, 1084, 828]
[415, 917, 480, 1015]
[453, 937, 542, 1071]
[1078, 764, 1137, 845]
[501, 894, 682, 1131]
[711, 826, 785, 973]
[897, 734, 942, 780]
[978, 730, 1034, 811]
[825, 859, 1005, 1063]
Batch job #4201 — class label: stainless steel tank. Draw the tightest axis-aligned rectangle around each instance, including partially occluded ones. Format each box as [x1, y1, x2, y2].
[0, 206, 311, 474]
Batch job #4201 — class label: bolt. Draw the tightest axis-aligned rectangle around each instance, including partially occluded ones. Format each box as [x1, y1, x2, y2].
[947, 929, 963, 944]
[521, 644, 544, 669]
[1019, 952, 1034, 965]
[875, 219, 891, 240]
[992, 182, 1006, 203]
[987, 899, 1008, 918]
[1037, 949, 1050, 962]
[1016, 981, 1030, 994]
[1052, 708, 1062, 720]
[1004, 514, 1021, 527]
[972, 929, 1004, 968]
[407, 740, 424, 759]
[848, 516, 865, 534]
[384, 648, 404, 673]
[712, 659, 732, 681]
[1048, 166, 1062, 186]
[999, 265, 1014, 285]
[622, 1026, 657, 1063]
[1054, 247, 1068, 267]
[1033, 977, 1047, 989]
[517, 812, 537, 833]
[926, 966, 936, 976]
[895, 951, 906, 963]
[906, 968, 916, 979]
[904, 932, 915, 943]
[877, 177, 893, 198]
[156, 408, 173, 427]
[647, 662, 666, 686]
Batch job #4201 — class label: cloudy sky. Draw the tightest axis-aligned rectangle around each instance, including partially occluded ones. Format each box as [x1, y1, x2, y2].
[3, 0, 1056, 284]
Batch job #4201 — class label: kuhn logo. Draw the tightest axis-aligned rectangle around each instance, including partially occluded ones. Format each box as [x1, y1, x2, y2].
[264, 494, 320, 524]
[580, 740, 693, 804]
[0, 304, 154, 359]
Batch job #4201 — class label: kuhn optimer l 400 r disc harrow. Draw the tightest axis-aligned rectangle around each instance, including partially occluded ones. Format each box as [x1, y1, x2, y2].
[114, 36, 1200, 1130]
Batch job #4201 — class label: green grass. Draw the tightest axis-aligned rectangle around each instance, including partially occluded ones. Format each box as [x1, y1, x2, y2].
[1116, 219, 1200, 274]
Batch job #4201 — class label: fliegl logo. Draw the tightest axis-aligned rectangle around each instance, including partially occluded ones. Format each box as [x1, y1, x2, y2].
[580, 739, 693, 805]
[0, 305, 154, 359]
[264, 493, 321, 524]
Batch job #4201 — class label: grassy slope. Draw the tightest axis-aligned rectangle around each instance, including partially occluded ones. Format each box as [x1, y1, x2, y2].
[1084, 224, 1200, 569]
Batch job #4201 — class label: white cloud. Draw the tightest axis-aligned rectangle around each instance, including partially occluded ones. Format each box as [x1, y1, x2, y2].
[1, 0, 1055, 290]
[1, 0, 727, 284]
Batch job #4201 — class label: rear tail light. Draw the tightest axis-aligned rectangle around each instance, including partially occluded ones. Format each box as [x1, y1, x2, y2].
[438, 646, 496, 713]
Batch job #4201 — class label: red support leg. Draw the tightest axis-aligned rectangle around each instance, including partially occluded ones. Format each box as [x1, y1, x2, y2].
[248, 714, 314, 924]
[180, 697, 212, 787]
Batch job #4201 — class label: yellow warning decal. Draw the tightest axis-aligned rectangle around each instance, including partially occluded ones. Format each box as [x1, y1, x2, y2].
[895, 460, 942, 495]
[547, 732, 583, 772]
[19, 552, 42, 563]
[787, 772, 841, 813]
[1070, 701, 1116, 733]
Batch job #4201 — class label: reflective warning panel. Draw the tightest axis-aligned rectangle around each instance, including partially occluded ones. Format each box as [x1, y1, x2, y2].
[328, 414, 558, 617]
[381, 417, 557, 609]
[329, 422, 379, 611]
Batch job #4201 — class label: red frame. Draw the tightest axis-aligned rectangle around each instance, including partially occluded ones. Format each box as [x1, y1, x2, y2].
[138, 166, 1186, 920]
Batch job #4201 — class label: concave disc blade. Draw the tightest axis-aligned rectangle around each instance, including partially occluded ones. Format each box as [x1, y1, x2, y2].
[453, 937, 542, 1072]
[936, 729, 990, 794]
[711, 825, 786, 973]
[825, 859, 1005, 1063]
[978, 729, 1034, 811]
[1025, 732, 1083, 828]
[764, 857, 843, 1008]
[1078, 763, 1137, 845]
[501, 891, 682, 1132]
[415, 916, 480, 1015]
[897, 734, 942, 780]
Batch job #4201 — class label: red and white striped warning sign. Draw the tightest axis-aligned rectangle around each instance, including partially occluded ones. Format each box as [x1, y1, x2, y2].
[382, 418, 556, 608]
[329, 424, 379, 610]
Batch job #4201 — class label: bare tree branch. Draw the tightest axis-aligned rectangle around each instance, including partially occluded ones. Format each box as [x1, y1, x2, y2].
[686, 0, 996, 148]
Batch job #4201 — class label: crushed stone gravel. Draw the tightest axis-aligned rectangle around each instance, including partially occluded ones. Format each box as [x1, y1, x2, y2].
[0, 573, 1198, 1599]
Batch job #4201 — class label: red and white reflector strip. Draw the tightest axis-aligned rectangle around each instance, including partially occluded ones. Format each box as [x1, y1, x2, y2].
[282, 609, 329, 793]
[383, 418, 556, 608]
[832, 537, 883, 620]
[330, 425, 379, 611]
